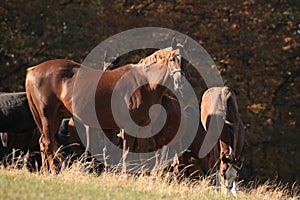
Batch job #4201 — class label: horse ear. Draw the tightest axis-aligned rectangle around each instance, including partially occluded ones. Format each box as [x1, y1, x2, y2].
[104, 50, 108, 61]
[103, 50, 109, 71]
[115, 49, 121, 58]
[171, 37, 177, 49]
[183, 37, 189, 50]
[103, 63, 110, 71]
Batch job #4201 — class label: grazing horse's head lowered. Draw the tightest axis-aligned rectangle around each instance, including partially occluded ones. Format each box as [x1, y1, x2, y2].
[138, 49, 184, 91]
[200, 86, 244, 195]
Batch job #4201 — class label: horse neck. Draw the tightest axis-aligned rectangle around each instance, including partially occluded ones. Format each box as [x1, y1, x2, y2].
[153, 85, 168, 102]
[222, 87, 240, 156]
[142, 64, 171, 91]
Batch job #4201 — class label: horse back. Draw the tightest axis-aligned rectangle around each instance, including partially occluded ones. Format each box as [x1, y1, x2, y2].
[26, 59, 80, 114]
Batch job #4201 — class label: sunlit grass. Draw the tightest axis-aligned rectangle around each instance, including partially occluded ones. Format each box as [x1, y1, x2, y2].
[0, 158, 298, 200]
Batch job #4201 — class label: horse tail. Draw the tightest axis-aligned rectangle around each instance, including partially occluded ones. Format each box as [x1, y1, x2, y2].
[25, 70, 43, 134]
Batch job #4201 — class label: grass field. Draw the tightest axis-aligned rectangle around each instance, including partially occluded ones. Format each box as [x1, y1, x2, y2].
[0, 162, 298, 200]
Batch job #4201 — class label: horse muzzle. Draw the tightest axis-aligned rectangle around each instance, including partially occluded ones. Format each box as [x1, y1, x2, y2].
[174, 75, 184, 90]
[224, 165, 238, 189]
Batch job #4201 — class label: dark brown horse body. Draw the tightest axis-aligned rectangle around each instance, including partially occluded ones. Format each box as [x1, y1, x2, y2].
[26, 48, 182, 173]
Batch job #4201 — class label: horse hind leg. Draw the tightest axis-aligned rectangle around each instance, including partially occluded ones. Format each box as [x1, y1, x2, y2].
[26, 90, 49, 172]
[39, 109, 63, 174]
[27, 90, 62, 173]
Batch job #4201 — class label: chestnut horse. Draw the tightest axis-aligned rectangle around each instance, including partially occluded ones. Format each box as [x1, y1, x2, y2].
[25, 49, 183, 173]
[60, 45, 186, 169]
[177, 86, 244, 193]
[200, 86, 244, 194]
[103, 38, 188, 170]
[182, 117, 245, 179]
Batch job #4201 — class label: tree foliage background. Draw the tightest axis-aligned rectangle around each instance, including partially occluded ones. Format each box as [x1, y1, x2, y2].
[0, 0, 299, 184]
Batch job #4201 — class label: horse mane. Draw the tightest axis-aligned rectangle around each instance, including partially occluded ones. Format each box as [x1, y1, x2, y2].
[138, 49, 173, 67]
[27, 66, 36, 71]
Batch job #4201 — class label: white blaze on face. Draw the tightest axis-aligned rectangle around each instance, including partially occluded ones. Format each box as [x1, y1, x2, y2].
[171, 55, 183, 91]
[177, 55, 182, 67]
[225, 165, 238, 188]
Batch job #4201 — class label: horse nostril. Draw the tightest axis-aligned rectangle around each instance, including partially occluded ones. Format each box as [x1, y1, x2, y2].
[175, 76, 184, 87]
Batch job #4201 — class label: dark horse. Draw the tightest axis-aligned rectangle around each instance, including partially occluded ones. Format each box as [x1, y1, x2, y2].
[0, 92, 36, 133]
[25, 49, 183, 173]
[0, 92, 36, 162]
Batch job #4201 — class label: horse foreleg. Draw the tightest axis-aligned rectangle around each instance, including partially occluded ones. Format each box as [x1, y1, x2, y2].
[84, 125, 90, 162]
[215, 170, 221, 192]
[230, 181, 238, 196]
[122, 138, 128, 173]
[152, 150, 160, 174]
[137, 138, 149, 171]
[151, 144, 160, 175]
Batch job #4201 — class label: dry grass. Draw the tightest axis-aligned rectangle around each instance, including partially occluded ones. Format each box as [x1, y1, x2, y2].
[0, 158, 298, 200]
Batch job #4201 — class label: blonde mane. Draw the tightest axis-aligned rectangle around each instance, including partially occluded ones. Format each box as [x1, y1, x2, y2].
[138, 49, 176, 67]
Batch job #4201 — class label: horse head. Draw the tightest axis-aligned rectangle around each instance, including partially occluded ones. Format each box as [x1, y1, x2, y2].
[171, 36, 189, 57]
[219, 138, 242, 195]
[168, 37, 189, 90]
[220, 146, 235, 187]
[138, 49, 184, 91]
[167, 49, 184, 90]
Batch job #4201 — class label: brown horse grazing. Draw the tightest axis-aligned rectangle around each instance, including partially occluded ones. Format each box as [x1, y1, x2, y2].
[200, 86, 244, 195]
[181, 119, 245, 180]
[25, 48, 183, 173]
[178, 87, 245, 187]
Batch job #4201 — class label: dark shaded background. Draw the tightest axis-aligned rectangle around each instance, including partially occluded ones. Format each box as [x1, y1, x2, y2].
[0, 0, 299, 185]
